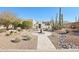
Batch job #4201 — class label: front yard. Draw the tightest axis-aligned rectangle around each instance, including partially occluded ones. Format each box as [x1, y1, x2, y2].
[0, 29, 38, 50]
[49, 29, 79, 49]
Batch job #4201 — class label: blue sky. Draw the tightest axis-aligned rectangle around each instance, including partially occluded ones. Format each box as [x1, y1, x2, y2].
[0, 7, 79, 22]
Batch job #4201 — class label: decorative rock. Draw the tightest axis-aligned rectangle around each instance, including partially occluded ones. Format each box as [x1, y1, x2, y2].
[58, 34, 79, 49]
[62, 44, 68, 49]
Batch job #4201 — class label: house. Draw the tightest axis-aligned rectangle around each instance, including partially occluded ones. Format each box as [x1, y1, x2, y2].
[32, 20, 39, 30]
[42, 21, 52, 31]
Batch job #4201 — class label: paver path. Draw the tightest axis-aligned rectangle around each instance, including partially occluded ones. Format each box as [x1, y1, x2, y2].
[32, 31, 56, 51]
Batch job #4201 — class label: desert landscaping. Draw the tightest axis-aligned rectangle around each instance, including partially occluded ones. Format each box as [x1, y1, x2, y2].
[0, 29, 38, 50]
[0, 7, 79, 51]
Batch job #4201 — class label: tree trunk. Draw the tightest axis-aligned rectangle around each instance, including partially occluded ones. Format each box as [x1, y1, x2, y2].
[6, 26, 9, 30]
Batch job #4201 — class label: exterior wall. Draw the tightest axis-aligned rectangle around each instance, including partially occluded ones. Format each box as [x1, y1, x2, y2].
[32, 20, 40, 30]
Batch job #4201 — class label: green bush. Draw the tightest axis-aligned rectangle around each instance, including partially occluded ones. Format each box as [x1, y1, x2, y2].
[12, 20, 20, 29]
[22, 21, 33, 29]
[12, 20, 33, 29]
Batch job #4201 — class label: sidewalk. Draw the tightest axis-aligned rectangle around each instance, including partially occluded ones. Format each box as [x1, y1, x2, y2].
[32, 31, 56, 51]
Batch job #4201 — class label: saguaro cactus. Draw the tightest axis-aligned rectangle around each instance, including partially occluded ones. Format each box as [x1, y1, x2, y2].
[51, 8, 64, 30]
[55, 14, 58, 29]
[58, 8, 64, 29]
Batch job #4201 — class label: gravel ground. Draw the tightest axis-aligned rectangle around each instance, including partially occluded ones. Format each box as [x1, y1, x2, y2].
[58, 34, 79, 49]
[48, 32, 59, 49]
[0, 30, 38, 50]
[49, 31, 79, 49]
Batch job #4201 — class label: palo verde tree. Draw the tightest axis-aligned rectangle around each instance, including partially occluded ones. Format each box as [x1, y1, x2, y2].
[0, 11, 17, 30]
[12, 20, 22, 29]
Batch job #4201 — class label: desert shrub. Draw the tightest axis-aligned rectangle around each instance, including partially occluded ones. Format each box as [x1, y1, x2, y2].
[65, 30, 69, 33]
[10, 31, 13, 34]
[11, 38, 20, 43]
[18, 30, 21, 32]
[5, 33, 10, 36]
[43, 28, 48, 31]
[22, 38, 30, 41]
[17, 28, 22, 32]
[6, 31, 13, 36]
[14, 31, 17, 33]
[22, 35, 31, 41]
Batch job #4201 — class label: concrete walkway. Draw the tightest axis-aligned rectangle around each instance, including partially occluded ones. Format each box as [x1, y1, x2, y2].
[32, 31, 56, 51]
